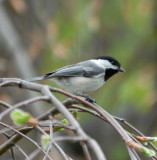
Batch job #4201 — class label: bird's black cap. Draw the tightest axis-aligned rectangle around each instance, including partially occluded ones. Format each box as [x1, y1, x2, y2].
[93, 56, 121, 68]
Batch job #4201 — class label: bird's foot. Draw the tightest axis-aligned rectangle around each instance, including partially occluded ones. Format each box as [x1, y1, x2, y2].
[85, 97, 97, 103]
[80, 94, 97, 103]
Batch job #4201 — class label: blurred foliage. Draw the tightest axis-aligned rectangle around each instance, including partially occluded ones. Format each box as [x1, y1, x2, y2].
[36, 0, 156, 116]
[0, 0, 157, 159]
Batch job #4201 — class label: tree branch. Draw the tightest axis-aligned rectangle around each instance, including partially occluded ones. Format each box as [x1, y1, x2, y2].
[0, 78, 156, 160]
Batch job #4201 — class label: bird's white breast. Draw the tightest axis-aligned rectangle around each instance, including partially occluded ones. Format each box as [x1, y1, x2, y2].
[52, 75, 105, 95]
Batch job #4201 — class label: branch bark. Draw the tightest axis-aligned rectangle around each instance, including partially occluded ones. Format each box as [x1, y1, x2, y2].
[0, 78, 154, 160]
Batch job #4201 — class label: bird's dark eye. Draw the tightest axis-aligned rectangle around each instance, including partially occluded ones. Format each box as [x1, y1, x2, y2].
[111, 61, 114, 64]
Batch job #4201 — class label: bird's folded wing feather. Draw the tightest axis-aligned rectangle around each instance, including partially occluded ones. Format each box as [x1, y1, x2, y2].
[44, 62, 104, 78]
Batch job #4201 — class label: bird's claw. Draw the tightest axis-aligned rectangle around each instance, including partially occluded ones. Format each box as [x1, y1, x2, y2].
[78, 94, 97, 103]
[85, 97, 97, 103]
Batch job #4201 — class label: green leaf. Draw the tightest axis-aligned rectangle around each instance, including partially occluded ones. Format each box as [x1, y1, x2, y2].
[41, 135, 50, 150]
[147, 137, 157, 142]
[55, 126, 64, 132]
[61, 119, 68, 124]
[73, 110, 79, 120]
[142, 147, 156, 157]
[10, 109, 30, 126]
[73, 110, 78, 118]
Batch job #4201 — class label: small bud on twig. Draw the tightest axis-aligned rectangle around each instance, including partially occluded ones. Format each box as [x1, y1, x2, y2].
[136, 136, 157, 142]
[126, 140, 156, 157]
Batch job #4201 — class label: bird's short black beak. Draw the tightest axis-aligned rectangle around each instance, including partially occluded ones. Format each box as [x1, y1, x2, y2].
[119, 67, 125, 72]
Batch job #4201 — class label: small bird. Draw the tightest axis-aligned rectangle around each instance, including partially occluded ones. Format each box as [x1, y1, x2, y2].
[26, 56, 125, 102]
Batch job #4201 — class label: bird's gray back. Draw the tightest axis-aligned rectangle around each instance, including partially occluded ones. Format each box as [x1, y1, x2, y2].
[44, 60, 104, 79]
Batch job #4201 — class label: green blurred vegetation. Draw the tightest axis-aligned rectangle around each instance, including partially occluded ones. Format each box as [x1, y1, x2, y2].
[40, 0, 156, 113]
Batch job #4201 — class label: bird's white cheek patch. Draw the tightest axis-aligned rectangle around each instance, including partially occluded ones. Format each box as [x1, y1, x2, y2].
[90, 59, 117, 70]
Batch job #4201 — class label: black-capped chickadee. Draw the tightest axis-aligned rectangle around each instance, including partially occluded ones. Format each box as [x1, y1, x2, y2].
[26, 56, 125, 102]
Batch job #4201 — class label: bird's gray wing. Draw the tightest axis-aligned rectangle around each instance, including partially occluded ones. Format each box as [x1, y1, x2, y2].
[44, 61, 104, 78]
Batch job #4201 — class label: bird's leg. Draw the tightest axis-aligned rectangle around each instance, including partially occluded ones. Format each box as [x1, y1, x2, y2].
[77, 93, 97, 103]
[84, 95, 97, 103]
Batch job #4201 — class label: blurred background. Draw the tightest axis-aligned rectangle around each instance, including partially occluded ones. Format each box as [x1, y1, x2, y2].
[0, 0, 157, 159]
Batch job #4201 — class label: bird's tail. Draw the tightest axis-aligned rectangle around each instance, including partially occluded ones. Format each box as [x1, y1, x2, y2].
[25, 76, 45, 82]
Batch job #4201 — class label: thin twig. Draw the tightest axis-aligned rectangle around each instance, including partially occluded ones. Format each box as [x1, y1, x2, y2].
[119, 120, 157, 152]
[42, 86, 106, 160]
[81, 142, 92, 160]
[3, 132, 16, 160]
[15, 144, 30, 160]
[36, 125, 47, 135]
[43, 145, 54, 160]
[25, 148, 41, 160]
[0, 122, 52, 160]
[0, 125, 19, 135]
[53, 143, 69, 160]
[0, 96, 49, 120]
[0, 100, 12, 108]
[0, 78, 154, 160]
